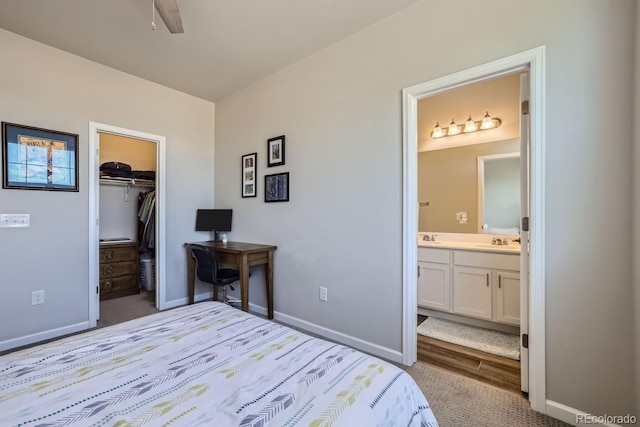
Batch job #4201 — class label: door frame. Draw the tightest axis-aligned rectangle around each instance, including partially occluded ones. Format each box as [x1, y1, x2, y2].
[88, 122, 167, 326]
[401, 46, 546, 412]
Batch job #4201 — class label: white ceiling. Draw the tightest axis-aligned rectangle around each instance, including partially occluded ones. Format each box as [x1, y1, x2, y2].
[0, 0, 419, 102]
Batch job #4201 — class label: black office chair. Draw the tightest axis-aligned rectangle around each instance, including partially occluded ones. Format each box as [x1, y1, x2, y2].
[188, 244, 241, 305]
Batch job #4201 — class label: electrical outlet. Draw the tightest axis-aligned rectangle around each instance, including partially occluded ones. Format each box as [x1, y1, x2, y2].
[319, 287, 328, 302]
[32, 290, 45, 305]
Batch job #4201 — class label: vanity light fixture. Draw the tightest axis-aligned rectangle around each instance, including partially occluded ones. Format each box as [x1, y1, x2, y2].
[447, 119, 461, 136]
[464, 115, 476, 133]
[431, 111, 501, 139]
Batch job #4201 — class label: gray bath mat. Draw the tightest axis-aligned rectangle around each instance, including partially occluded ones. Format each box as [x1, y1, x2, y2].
[418, 317, 520, 360]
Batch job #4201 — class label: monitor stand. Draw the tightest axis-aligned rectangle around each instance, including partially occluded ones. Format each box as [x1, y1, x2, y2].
[212, 231, 221, 242]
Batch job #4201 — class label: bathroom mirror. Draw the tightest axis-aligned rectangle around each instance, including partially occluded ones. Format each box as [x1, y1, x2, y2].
[418, 139, 520, 234]
[477, 153, 520, 234]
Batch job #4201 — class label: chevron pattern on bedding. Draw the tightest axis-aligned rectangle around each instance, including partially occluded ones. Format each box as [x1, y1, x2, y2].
[0, 302, 438, 426]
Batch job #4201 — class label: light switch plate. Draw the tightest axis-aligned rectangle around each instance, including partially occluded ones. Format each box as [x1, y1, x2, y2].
[0, 214, 30, 228]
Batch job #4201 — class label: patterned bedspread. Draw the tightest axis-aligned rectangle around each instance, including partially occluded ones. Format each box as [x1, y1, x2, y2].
[0, 302, 438, 426]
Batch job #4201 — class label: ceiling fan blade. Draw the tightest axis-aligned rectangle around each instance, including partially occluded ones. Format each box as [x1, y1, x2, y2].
[153, 0, 184, 33]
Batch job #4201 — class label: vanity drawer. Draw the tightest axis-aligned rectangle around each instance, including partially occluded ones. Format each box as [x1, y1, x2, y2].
[453, 250, 519, 271]
[418, 247, 451, 264]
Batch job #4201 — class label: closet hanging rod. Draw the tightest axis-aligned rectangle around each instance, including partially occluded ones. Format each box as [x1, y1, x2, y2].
[99, 177, 155, 188]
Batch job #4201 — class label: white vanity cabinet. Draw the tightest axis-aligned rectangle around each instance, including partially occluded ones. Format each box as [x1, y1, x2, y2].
[452, 266, 492, 320]
[417, 247, 451, 311]
[453, 250, 520, 325]
[495, 270, 520, 325]
[417, 244, 521, 327]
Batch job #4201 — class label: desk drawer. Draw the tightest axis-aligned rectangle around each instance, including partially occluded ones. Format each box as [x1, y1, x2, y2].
[215, 252, 238, 264]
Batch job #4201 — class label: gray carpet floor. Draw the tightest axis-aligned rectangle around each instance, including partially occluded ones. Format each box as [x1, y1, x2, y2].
[98, 295, 568, 426]
[402, 362, 569, 427]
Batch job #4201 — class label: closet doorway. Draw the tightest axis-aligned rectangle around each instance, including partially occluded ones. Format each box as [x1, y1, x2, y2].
[88, 122, 166, 327]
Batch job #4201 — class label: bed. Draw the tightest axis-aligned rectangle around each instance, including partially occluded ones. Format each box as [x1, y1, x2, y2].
[0, 302, 438, 426]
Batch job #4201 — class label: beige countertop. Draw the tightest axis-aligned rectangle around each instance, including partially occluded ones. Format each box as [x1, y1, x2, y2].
[417, 240, 521, 254]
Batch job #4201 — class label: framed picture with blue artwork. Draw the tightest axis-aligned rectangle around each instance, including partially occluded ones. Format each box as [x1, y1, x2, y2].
[264, 172, 289, 202]
[2, 122, 79, 191]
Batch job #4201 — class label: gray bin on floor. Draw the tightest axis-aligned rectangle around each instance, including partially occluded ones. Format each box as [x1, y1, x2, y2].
[140, 254, 156, 291]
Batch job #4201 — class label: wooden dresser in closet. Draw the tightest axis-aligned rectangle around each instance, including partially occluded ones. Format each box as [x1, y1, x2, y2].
[99, 241, 139, 301]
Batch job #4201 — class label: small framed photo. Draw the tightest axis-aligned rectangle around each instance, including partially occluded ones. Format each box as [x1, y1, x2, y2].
[2, 122, 79, 191]
[264, 172, 289, 202]
[267, 135, 285, 167]
[241, 152, 257, 198]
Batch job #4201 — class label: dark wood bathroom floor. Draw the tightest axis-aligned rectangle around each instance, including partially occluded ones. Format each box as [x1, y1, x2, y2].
[417, 315, 522, 393]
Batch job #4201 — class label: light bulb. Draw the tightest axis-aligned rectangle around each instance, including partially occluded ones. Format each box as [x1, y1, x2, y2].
[448, 119, 460, 136]
[431, 122, 443, 138]
[464, 115, 476, 133]
[481, 111, 494, 129]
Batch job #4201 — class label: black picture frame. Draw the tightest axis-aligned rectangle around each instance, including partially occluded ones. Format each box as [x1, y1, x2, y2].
[264, 172, 289, 202]
[267, 135, 285, 167]
[2, 122, 79, 191]
[241, 152, 257, 198]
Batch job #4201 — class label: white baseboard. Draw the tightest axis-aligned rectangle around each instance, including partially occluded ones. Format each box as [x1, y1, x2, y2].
[546, 400, 625, 427]
[248, 302, 403, 364]
[0, 321, 91, 353]
[163, 292, 213, 310]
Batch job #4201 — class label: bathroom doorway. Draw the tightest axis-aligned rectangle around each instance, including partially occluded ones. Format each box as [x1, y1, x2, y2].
[415, 71, 524, 393]
[401, 47, 546, 411]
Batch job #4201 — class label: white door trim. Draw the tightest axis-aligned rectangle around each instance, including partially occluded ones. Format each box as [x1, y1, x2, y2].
[88, 122, 167, 327]
[402, 46, 546, 412]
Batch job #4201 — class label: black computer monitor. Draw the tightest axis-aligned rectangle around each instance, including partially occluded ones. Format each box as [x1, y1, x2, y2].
[195, 209, 232, 241]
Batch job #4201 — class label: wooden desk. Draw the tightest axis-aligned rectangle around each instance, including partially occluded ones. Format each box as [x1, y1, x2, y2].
[186, 241, 277, 319]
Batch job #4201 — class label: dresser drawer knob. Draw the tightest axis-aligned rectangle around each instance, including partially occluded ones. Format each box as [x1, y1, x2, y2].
[105, 250, 114, 261]
[105, 265, 114, 276]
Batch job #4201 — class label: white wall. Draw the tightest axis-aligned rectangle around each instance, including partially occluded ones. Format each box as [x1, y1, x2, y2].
[215, 0, 636, 418]
[0, 28, 216, 345]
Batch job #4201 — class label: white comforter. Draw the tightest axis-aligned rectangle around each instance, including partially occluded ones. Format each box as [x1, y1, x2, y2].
[0, 302, 438, 426]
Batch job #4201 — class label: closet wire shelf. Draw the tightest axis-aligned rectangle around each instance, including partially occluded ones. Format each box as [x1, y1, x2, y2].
[99, 177, 155, 188]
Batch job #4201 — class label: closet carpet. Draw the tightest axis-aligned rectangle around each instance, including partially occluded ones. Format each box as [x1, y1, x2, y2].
[97, 290, 158, 328]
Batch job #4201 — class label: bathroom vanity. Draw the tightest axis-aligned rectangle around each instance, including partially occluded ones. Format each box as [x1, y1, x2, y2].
[417, 240, 520, 328]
